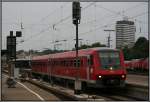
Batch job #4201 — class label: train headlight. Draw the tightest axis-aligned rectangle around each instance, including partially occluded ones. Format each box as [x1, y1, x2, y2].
[110, 67, 113, 70]
[121, 75, 125, 79]
[98, 75, 102, 78]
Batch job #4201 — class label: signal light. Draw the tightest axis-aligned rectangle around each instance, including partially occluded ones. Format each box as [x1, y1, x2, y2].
[72, 1, 81, 19]
[16, 31, 22, 37]
[72, 1, 81, 24]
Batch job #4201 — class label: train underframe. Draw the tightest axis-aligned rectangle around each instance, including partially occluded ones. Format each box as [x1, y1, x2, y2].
[89, 78, 125, 88]
[31, 72, 125, 90]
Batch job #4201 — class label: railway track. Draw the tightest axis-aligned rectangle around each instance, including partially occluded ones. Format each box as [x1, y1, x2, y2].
[84, 86, 148, 101]
[26, 77, 148, 101]
[2, 70, 148, 101]
[127, 71, 148, 76]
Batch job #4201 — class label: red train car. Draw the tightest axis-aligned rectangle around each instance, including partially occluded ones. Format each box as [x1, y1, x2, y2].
[31, 47, 126, 88]
[125, 58, 149, 71]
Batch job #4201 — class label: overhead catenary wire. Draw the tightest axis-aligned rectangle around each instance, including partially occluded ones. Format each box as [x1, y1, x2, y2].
[4, 3, 70, 50]
[80, 11, 147, 36]
[18, 25, 52, 45]
[17, 3, 147, 50]
[19, 11, 147, 50]
[19, 2, 96, 45]
[128, 11, 148, 19]
[4, 3, 69, 32]
[18, 11, 148, 44]
[53, 2, 96, 26]
[19, 10, 147, 50]
[65, 11, 147, 43]
[92, 4, 148, 32]
[20, 2, 144, 44]
[67, 2, 146, 27]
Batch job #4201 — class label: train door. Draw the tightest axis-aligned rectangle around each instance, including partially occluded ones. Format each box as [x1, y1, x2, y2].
[48, 58, 53, 85]
[86, 55, 93, 80]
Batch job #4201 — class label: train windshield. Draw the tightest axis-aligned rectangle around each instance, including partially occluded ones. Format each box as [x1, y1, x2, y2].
[99, 51, 120, 69]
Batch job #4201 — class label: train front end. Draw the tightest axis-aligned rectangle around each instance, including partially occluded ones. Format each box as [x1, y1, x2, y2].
[94, 49, 126, 88]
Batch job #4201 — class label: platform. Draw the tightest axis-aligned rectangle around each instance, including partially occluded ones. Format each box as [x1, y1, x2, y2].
[126, 74, 148, 87]
[2, 74, 60, 101]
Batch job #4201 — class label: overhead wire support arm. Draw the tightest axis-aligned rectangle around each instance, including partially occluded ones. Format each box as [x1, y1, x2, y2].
[104, 29, 115, 48]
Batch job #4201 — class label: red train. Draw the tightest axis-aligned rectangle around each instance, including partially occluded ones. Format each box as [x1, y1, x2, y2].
[31, 47, 126, 88]
[125, 58, 149, 71]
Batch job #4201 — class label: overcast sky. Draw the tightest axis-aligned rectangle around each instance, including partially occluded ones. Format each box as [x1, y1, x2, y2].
[2, 2, 148, 51]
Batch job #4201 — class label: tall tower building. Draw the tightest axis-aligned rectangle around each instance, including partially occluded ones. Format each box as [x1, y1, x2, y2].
[116, 19, 136, 49]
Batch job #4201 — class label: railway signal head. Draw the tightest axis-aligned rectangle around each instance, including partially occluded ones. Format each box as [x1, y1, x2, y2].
[16, 31, 22, 37]
[7, 36, 16, 60]
[72, 1, 81, 24]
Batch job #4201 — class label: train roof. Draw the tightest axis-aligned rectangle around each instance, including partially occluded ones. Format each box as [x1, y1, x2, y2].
[87, 47, 119, 51]
[32, 47, 119, 60]
[15, 58, 31, 61]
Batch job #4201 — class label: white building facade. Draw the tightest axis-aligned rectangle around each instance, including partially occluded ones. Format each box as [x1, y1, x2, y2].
[116, 20, 136, 49]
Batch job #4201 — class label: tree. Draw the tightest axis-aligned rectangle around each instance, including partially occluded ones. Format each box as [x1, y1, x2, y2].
[91, 42, 106, 47]
[77, 42, 106, 50]
[123, 46, 131, 60]
[78, 44, 91, 50]
[123, 37, 149, 60]
[133, 37, 149, 59]
[133, 37, 148, 49]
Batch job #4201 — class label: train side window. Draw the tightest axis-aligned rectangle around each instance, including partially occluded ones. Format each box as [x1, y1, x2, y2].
[55, 61, 57, 66]
[67, 59, 69, 67]
[65, 60, 67, 67]
[74, 60, 76, 67]
[70, 60, 72, 67]
[74, 59, 81, 67]
[53, 61, 54, 66]
[61, 61, 63, 66]
[49, 61, 51, 65]
[64, 60, 66, 67]
[54, 61, 56, 66]
[63, 60, 65, 66]
[58, 60, 59, 66]
[68, 60, 71, 67]
[50, 60, 53, 66]
[66, 60, 67, 66]
[53, 61, 55, 66]
[59, 60, 61, 66]
[69, 60, 71, 67]
[58, 60, 60, 66]
[88, 55, 93, 66]
[80, 59, 83, 67]
[51, 61, 53, 65]
[56, 61, 57, 66]
[77, 59, 80, 67]
[70, 60, 73, 67]
[68, 59, 69, 67]
[61, 60, 63, 66]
